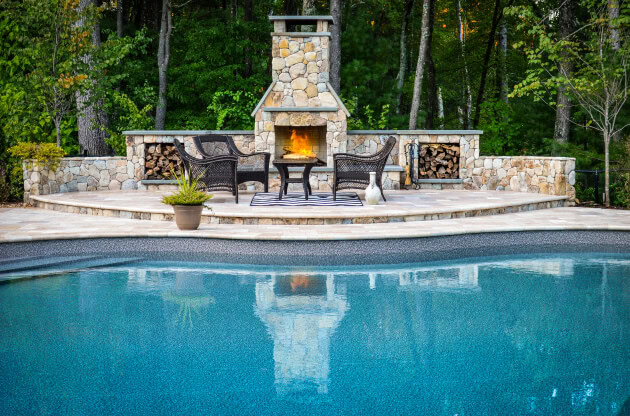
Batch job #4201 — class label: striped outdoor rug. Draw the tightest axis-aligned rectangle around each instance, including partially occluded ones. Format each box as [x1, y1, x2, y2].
[250, 192, 363, 207]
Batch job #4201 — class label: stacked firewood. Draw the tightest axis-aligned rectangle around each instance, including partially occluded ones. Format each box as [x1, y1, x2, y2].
[418, 144, 459, 179]
[145, 144, 183, 179]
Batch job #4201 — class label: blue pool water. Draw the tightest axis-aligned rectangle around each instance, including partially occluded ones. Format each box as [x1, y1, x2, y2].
[1, 253, 629, 415]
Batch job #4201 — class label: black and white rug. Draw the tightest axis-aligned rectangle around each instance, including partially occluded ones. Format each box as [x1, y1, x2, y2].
[250, 192, 363, 207]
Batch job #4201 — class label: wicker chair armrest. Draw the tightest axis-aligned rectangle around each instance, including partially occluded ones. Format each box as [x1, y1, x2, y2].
[333, 152, 384, 161]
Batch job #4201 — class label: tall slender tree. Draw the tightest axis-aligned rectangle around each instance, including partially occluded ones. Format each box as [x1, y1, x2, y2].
[456, 0, 472, 128]
[473, 0, 509, 128]
[75, 0, 110, 156]
[408, 0, 434, 129]
[330, 0, 343, 92]
[155, 0, 171, 130]
[553, 0, 575, 143]
[395, 0, 415, 114]
[117, 0, 124, 37]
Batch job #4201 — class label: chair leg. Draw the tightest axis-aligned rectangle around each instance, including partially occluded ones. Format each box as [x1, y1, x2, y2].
[333, 186, 337, 201]
[380, 187, 387, 202]
[235, 186, 239, 204]
[264, 179, 268, 193]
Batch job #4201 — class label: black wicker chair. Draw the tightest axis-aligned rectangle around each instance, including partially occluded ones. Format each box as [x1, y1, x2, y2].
[333, 136, 396, 202]
[193, 135, 271, 192]
[173, 140, 240, 203]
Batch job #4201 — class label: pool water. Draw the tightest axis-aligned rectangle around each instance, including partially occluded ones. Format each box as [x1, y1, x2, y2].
[1, 253, 629, 415]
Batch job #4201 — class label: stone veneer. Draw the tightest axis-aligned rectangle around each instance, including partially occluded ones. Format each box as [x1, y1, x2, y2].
[22, 157, 134, 203]
[463, 156, 576, 199]
[22, 130, 576, 203]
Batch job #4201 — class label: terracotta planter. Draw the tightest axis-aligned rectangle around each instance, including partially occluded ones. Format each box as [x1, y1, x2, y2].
[172, 205, 204, 230]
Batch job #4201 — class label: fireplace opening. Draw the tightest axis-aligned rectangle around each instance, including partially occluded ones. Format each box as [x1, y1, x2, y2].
[275, 126, 327, 162]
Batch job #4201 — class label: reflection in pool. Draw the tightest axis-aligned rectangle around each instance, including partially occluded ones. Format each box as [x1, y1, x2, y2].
[0, 253, 629, 415]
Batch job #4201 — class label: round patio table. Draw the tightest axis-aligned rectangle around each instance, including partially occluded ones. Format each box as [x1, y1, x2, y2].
[272, 158, 325, 201]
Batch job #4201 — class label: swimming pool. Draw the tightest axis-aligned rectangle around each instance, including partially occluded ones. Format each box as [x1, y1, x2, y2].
[1, 252, 628, 415]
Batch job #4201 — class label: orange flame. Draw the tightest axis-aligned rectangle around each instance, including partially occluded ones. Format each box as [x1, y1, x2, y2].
[289, 129, 316, 158]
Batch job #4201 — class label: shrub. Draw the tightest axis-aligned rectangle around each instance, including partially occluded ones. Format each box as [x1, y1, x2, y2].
[161, 169, 213, 206]
[8, 142, 66, 171]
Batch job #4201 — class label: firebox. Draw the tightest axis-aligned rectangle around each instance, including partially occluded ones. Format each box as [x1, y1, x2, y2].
[274, 126, 327, 161]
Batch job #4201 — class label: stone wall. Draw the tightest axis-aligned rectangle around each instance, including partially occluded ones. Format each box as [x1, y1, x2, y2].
[21, 130, 576, 201]
[22, 157, 132, 203]
[462, 156, 576, 198]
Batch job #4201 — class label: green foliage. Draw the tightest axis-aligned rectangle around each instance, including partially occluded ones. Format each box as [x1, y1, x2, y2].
[8, 142, 66, 171]
[161, 169, 213, 206]
[105, 91, 154, 155]
[0, 163, 10, 202]
[478, 99, 521, 155]
[344, 96, 391, 129]
[207, 90, 258, 130]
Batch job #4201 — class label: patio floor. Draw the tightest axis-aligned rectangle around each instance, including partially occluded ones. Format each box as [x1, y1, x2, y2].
[28, 189, 570, 225]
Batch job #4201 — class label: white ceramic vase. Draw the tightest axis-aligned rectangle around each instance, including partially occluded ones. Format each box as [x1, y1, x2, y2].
[365, 171, 381, 205]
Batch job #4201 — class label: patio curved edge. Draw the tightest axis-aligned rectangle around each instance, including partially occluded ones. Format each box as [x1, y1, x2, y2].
[28, 190, 570, 225]
[1, 207, 629, 243]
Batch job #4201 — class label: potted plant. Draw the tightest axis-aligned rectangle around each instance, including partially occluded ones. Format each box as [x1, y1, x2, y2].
[161, 169, 212, 230]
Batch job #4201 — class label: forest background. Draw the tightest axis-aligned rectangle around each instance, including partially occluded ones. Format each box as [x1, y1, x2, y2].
[0, 0, 628, 205]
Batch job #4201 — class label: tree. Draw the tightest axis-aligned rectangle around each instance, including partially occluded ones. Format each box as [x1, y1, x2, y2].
[75, 0, 110, 156]
[20, 0, 92, 147]
[155, 0, 171, 130]
[395, 0, 414, 114]
[473, 0, 510, 128]
[510, 2, 630, 206]
[456, 0, 472, 128]
[553, 0, 575, 143]
[408, 0, 434, 129]
[330, 0, 343, 93]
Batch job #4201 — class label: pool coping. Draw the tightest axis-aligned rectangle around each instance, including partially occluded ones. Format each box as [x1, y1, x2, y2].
[1, 231, 629, 266]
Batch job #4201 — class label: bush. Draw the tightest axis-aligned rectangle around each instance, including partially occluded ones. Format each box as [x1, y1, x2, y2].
[161, 169, 213, 206]
[8, 142, 66, 171]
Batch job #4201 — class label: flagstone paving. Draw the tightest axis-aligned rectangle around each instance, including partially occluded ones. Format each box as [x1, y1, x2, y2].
[1, 206, 628, 243]
[29, 189, 569, 224]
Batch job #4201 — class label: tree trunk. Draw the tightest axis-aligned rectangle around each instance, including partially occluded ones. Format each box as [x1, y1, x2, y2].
[244, 0, 253, 22]
[395, 0, 414, 114]
[408, 0, 434, 129]
[426, 54, 438, 128]
[553, 0, 574, 143]
[76, 0, 111, 156]
[604, 133, 610, 207]
[437, 86, 444, 128]
[498, 17, 508, 104]
[473, 0, 503, 128]
[117, 0, 123, 37]
[608, 0, 620, 50]
[456, 0, 472, 128]
[155, 0, 171, 130]
[330, 0, 342, 92]
[231, 0, 237, 20]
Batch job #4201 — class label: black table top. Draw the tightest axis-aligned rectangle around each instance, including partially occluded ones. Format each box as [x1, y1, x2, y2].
[272, 158, 325, 166]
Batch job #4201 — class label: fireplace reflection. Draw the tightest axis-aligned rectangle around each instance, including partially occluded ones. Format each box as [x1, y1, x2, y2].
[255, 273, 348, 398]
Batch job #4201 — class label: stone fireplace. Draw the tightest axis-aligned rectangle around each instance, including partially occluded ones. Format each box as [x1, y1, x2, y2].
[252, 15, 350, 167]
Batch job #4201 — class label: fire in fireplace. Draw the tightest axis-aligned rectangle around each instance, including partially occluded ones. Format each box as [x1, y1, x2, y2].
[275, 126, 326, 161]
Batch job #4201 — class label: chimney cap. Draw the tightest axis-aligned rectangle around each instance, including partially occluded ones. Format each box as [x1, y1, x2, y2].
[268, 15, 335, 25]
